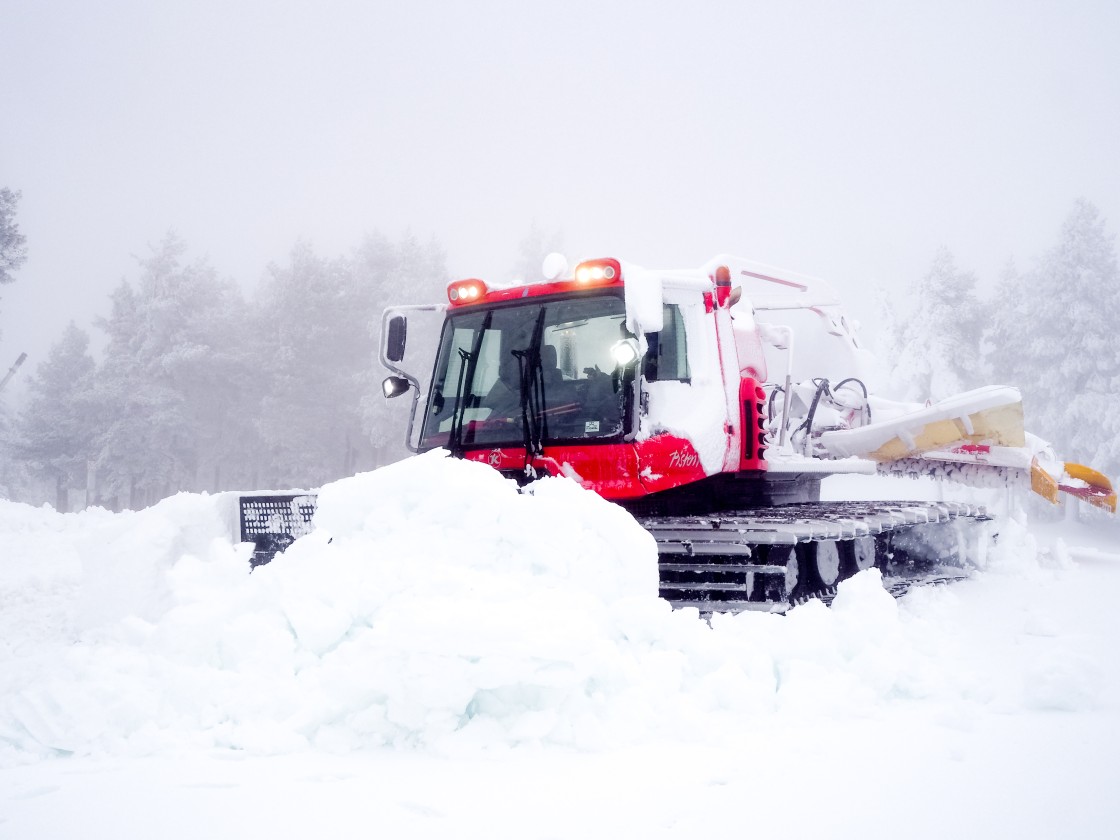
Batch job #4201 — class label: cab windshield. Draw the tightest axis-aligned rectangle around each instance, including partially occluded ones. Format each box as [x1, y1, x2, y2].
[420, 294, 632, 450]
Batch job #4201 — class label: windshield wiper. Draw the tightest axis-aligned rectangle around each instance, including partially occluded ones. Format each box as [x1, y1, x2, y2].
[512, 308, 548, 477]
[448, 310, 492, 457]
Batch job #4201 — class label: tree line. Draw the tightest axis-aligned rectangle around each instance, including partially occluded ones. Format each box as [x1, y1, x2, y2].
[0, 229, 446, 511]
[883, 199, 1120, 482]
[2, 190, 1117, 510]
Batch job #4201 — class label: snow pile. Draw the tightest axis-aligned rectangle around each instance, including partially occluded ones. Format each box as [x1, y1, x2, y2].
[0, 451, 663, 761]
[0, 452, 1111, 767]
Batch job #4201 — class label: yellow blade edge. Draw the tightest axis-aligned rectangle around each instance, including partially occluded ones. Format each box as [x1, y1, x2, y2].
[1087, 493, 1118, 514]
[1061, 462, 1118, 514]
[1063, 462, 1114, 492]
[1030, 458, 1061, 505]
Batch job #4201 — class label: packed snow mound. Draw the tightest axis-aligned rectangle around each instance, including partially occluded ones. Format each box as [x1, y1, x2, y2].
[0, 451, 663, 761]
[0, 452, 1107, 766]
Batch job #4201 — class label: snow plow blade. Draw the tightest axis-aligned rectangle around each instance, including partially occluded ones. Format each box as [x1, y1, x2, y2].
[819, 386, 1026, 461]
[1032, 460, 1117, 513]
[818, 387, 1114, 515]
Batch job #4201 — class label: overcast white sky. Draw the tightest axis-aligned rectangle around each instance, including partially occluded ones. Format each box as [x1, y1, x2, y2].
[2, 0, 1118, 380]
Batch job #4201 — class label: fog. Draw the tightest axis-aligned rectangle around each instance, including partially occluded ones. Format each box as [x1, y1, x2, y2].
[2, 0, 1119, 373]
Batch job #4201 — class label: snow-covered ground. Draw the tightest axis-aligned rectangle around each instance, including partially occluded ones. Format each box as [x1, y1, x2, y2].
[2, 450, 1119, 838]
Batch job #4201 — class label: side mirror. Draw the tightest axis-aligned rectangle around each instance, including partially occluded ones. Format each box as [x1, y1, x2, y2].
[382, 376, 411, 399]
[385, 315, 408, 363]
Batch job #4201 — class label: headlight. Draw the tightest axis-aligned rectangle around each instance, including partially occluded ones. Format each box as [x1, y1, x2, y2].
[610, 338, 641, 368]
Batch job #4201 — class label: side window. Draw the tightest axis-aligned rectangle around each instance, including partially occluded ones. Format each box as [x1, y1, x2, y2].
[644, 304, 689, 382]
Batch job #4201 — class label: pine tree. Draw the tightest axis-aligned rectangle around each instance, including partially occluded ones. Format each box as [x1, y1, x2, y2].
[92, 234, 253, 507]
[983, 259, 1025, 388]
[249, 232, 448, 486]
[250, 242, 376, 488]
[15, 323, 98, 511]
[0, 405, 14, 499]
[986, 200, 1120, 474]
[884, 247, 984, 402]
[0, 187, 29, 342]
[0, 187, 27, 287]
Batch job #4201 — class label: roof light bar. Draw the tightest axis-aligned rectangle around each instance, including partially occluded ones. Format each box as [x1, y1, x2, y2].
[573, 258, 622, 285]
[447, 279, 488, 305]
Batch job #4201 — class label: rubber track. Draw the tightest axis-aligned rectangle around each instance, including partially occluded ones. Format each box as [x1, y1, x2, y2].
[637, 500, 990, 613]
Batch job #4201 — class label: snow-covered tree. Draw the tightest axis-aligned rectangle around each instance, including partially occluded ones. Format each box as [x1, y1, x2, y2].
[984, 258, 1028, 387]
[985, 200, 1120, 474]
[0, 187, 27, 287]
[92, 234, 252, 507]
[0, 186, 29, 341]
[249, 232, 448, 487]
[250, 242, 377, 487]
[14, 322, 98, 511]
[883, 247, 984, 402]
[0, 402, 20, 500]
[0, 227, 449, 505]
